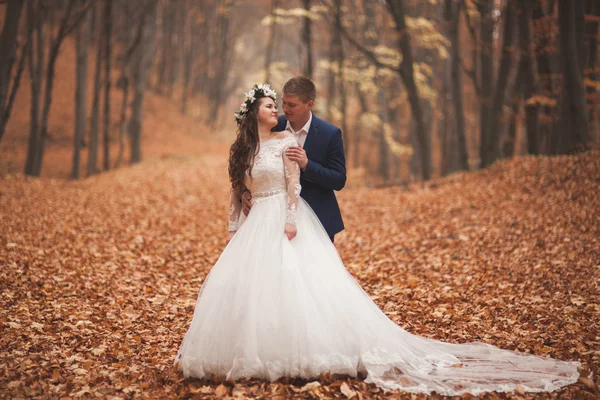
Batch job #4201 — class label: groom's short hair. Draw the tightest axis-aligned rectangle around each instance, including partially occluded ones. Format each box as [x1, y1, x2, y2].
[283, 76, 316, 103]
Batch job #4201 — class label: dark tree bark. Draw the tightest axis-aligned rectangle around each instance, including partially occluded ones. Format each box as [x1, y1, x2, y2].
[206, 0, 234, 127]
[556, 0, 589, 153]
[0, 0, 25, 142]
[71, 4, 91, 179]
[378, 84, 390, 181]
[302, 0, 313, 78]
[532, 0, 555, 153]
[488, 3, 516, 161]
[333, 0, 348, 158]
[478, 0, 495, 168]
[115, 1, 145, 168]
[26, 0, 87, 176]
[181, 1, 195, 114]
[325, 0, 341, 123]
[25, 0, 43, 176]
[102, 0, 112, 171]
[155, 3, 170, 93]
[517, 1, 540, 155]
[167, 3, 182, 99]
[88, 4, 103, 176]
[115, 5, 131, 169]
[130, 2, 157, 164]
[444, 0, 468, 171]
[585, 0, 599, 137]
[386, 0, 431, 180]
[574, 0, 586, 76]
[504, 77, 521, 158]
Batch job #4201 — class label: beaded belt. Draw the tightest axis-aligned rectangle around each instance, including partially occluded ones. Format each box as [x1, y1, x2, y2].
[252, 188, 286, 199]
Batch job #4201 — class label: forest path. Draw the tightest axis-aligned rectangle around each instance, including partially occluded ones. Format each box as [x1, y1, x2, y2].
[1, 151, 598, 399]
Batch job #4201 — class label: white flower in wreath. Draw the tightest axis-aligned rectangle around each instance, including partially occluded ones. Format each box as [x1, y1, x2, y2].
[257, 84, 265, 90]
[240, 103, 247, 112]
[249, 89, 256, 97]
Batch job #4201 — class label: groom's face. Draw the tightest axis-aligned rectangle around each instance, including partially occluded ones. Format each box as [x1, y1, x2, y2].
[282, 93, 313, 123]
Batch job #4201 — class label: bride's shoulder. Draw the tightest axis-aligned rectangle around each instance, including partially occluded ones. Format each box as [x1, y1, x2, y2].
[273, 131, 296, 146]
[273, 130, 293, 140]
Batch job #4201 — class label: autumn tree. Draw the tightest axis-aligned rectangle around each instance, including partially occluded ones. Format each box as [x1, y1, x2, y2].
[0, 0, 26, 143]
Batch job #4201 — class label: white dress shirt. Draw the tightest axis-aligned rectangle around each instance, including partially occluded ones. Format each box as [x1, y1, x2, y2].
[285, 112, 312, 148]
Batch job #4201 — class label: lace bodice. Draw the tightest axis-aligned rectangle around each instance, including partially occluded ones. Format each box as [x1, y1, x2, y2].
[228, 135, 300, 232]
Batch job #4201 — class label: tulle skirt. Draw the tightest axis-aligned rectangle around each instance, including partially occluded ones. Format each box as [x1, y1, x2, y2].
[174, 193, 580, 396]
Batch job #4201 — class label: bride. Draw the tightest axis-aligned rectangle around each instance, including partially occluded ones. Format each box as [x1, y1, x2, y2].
[174, 84, 580, 396]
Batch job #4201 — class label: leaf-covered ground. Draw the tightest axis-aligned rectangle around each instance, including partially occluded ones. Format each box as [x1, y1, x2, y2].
[1, 150, 599, 399]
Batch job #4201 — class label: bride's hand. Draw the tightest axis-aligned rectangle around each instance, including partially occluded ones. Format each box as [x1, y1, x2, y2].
[241, 191, 252, 216]
[285, 224, 297, 240]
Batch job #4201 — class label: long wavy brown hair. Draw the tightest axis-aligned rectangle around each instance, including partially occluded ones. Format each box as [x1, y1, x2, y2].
[228, 96, 275, 192]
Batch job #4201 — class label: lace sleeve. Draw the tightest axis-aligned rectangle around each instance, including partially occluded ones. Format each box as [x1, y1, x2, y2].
[228, 186, 242, 232]
[282, 141, 301, 226]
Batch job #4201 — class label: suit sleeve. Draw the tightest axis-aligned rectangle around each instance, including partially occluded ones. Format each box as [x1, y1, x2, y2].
[301, 128, 347, 191]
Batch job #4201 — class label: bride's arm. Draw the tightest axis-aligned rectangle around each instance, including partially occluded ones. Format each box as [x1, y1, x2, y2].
[227, 186, 242, 243]
[283, 145, 301, 240]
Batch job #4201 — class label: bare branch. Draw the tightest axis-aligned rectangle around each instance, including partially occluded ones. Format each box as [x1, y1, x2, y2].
[3, 32, 31, 125]
[318, 0, 402, 75]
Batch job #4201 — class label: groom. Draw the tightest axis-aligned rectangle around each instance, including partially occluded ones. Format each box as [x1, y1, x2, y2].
[242, 76, 346, 243]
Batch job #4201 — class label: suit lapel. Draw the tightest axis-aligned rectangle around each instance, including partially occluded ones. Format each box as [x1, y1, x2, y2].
[303, 115, 318, 155]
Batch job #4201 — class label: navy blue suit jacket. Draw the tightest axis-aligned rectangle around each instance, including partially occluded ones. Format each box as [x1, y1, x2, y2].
[275, 114, 346, 237]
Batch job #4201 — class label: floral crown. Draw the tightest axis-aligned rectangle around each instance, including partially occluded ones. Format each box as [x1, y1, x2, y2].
[234, 83, 277, 125]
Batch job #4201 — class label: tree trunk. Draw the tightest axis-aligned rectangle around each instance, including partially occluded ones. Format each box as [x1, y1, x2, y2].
[517, 1, 540, 155]
[556, 0, 589, 153]
[206, 0, 234, 127]
[503, 80, 521, 158]
[88, 3, 103, 175]
[334, 0, 348, 158]
[115, 3, 138, 168]
[585, 0, 599, 139]
[71, 4, 91, 179]
[0, 0, 25, 142]
[386, 0, 431, 180]
[444, 0, 468, 171]
[155, 3, 169, 93]
[325, 13, 338, 123]
[487, 2, 516, 161]
[25, 0, 43, 176]
[478, 0, 495, 168]
[574, 0, 586, 76]
[102, 0, 112, 171]
[532, 0, 555, 153]
[264, 0, 279, 82]
[180, 2, 194, 114]
[302, 0, 312, 78]
[378, 83, 390, 181]
[167, 4, 181, 99]
[30, 0, 77, 177]
[130, 2, 157, 164]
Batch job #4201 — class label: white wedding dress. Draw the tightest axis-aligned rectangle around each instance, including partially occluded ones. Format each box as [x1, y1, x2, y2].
[174, 134, 580, 396]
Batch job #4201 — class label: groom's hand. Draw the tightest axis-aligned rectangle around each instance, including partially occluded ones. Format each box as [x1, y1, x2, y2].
[242, 191, 252, 216]
[286, 146, 308, 170]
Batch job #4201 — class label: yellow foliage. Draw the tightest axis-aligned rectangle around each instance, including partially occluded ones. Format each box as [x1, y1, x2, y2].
[414, 63, 438, 105]
[526, 95, 558, 108]
[384, 124, 414, 156]
[262, 6, 327, 25]
[406, 17, 449, 60]
[584, 78, 600, 92]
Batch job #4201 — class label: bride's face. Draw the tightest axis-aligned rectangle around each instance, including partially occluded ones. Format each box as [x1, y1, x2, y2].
[257, 97, 279, 128]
